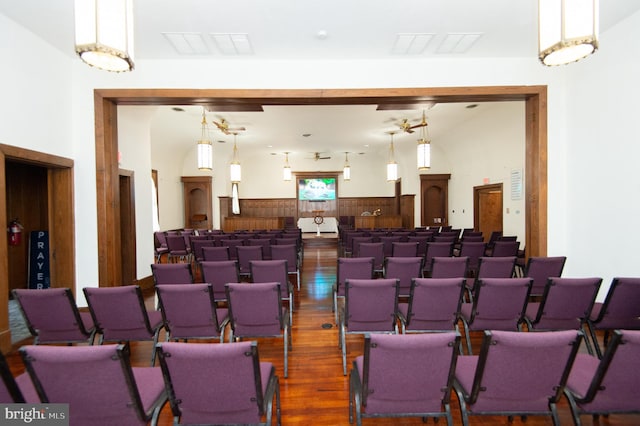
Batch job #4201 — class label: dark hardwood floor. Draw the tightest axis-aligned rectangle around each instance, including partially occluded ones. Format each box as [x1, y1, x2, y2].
[5, 235, 639, 425]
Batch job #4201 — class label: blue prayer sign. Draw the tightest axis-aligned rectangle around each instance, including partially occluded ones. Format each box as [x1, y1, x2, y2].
[28, 231, 50, 289]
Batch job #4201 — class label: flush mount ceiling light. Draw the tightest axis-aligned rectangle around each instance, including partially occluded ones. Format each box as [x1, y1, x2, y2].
[343, 152, 351, 181]
[197, 109, 213, 171]
[538, 0, 599, 66]
[283, 152, 292, 181]
[230, 133, 242, 183]
[74, 0, 135, 72]
[386, 132, 398, 182]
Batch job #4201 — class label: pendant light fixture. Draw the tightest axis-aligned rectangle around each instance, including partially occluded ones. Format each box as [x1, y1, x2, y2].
[386, 132, 398, 182]
[416, 111, 431, 170]
[538, 0, 599, 66]
[343, 152, 351, 181]
[230, 133, 242, 183]
[196, 109, 213, 171]
[74, 0, 135, 72]
[283, 152, 292, 181]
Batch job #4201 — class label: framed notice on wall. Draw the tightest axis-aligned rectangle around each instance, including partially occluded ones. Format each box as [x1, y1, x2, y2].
[510, 169, 523, 200]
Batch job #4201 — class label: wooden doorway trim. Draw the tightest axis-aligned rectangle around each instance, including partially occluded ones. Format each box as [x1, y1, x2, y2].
[94, 86, 547, 287]
[0, 144, 75, 351]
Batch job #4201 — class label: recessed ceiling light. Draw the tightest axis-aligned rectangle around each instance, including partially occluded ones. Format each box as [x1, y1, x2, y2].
[302, 133, 312, 137]
[217, 140, 226, 144]
[171, 107, 185, 112]
[466, 104, 479, 109]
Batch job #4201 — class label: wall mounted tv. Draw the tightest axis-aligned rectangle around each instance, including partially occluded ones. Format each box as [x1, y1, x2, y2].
[298, 177, 336, 201]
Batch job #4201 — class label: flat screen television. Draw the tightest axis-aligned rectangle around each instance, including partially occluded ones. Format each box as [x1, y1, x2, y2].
[298, 177, 336, 201]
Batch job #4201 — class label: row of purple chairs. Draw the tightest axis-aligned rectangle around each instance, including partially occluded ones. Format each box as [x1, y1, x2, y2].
[1, 339, 281, 425]
[349, 328, 640, 426]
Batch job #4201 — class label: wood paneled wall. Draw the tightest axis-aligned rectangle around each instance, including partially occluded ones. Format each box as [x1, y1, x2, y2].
[338, 197, 397, 218]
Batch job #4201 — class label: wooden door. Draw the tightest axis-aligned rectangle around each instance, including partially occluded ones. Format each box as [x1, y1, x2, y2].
[420, 174, 450, 227]
[474, 183, 503, 240]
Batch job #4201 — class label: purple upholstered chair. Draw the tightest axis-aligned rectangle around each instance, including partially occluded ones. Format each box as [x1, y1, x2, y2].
[458, 241, 487, 277]
[12, 288, 96, 345]
[83, 285, 165, 366]
[339, 278, 399, 375]
[333, 257, 374, 323]
[587, 277, 640, 358]
[150, 263, 193, 285]
[226, 282, 291, 378]
[157, 341, 280, 426]
[454, 329, 582, 426]
[250, 259, 294, 324]
[523, 277, 601, 353]
[460, 277, 532, 354]
[20, 344, 168, 426]
[564, 329, 640, 425]
[430, 256, 469, 279]
[390, 241, 420, 257]
[523, 256, 567, 297]
[350, 332, 460, 425]
[237, 245, 264, 279]
[424, 242, 454, 276]
[0, 350, 38, 403]
[156, 283, 229, 343]
[356, 242, 384, 275]
[383, 256, 424, 298]
[465, 256, 517, 302]
[200, 260, 240, 303]
[166, 234, 190, 263]
[270, 244, 301, 290]
[398, 277, 466, 337]
[202, 245, 231, 261]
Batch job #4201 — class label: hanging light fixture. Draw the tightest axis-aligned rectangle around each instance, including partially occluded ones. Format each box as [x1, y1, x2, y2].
[283, 152, 292, 181]
[416, 111, 431, 170]
[74, 0, 135, 72]
[196, 109, 213, 171]
[230, 133, 242, 183]
[343, 152, 351, 181]
[538, 0, 599, 66]
[386, 132, 398, 182]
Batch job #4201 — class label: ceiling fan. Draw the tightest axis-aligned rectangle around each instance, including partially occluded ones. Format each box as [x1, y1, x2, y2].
[211, 117, 246, 135]
[398, 110, 429, 134]
[308, 152, 331, 161]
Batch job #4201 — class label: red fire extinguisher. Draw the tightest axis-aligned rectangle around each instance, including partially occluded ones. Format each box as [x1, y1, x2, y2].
[8, 218, 23, 246]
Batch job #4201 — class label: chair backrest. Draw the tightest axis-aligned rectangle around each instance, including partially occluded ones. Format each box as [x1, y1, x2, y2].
[150, 263, 193, 285]
[344, 278, 399, 332]
[20, 344, 167, 425]
[407, 236, 430, 256]
[491, 240, 520, 257]
[270, 244, 298, 272]
[476, 256, 516, 279]
[248, 238, 272, 259]
[157, 341, 272, 425]
[459, 242, 487, 273]
[12, 288, 94, 344]
[202, 245, 231, 261]
[336, 257, 374, 290]
[351, 236, 373, 257]
[356, 243, 384, 271]
[424, 242, 454, 273]
[589, 277, 640, 329]
[404, 278, 466, 332]
[391, 241, 419, 257]
[383, 256, 424, 296]
[220, 239, 244, 260]
[200, 260, 240, 302]
[166, 235, 188, 253]
[237, 245, 264, 275]
[379, 236, 402, 258]
[83, 285, 157, 341]
[524, 256, 567, 296]
[391, 231, 411, 242]
[156, 283, 226, 340]
[190, 239, 215, 262]
[226, 282, 285, 337]
[461, 329, 581, 412]
[467, 278, 532, 330]
[430, 256, 469, 279]
[249, 260, 290, 300]
[528, 277, 601, 330]
[567, 329, 640, 410]
[360, 332, 460, 413]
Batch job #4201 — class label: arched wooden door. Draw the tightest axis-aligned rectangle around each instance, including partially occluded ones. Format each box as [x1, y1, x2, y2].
[420, 174, 450, 227]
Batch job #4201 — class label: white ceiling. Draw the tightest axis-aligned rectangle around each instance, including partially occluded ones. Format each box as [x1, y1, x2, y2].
[3, 1, 639, 159]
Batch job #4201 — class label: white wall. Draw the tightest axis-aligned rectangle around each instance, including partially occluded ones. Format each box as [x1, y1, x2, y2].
[3, 8, 639, 300]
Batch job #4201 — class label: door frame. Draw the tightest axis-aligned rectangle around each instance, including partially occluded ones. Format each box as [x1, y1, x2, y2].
[94, 86, 547, 287]
[0, 144, 75, 351]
